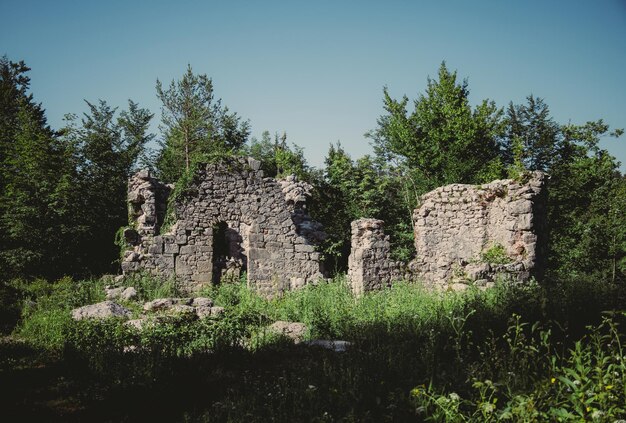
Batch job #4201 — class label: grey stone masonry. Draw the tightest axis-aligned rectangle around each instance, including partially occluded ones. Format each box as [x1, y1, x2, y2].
[127, 169, 171, 237]
[348, 219, 407, 295]
[410, 171, 546, 288]
[122, 157, 326, 295]
[347, 172, 546, 294]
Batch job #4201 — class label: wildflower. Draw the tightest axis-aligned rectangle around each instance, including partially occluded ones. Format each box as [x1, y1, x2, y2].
[481, 402, 495, 414]
[586, 406, 591, 412]
[410, 387, 421, 397]
[551, 377, 556, 384]
[591, 410, 604, 420]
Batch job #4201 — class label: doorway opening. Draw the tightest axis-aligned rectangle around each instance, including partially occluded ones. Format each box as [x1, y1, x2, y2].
[212, 221, 247, 284]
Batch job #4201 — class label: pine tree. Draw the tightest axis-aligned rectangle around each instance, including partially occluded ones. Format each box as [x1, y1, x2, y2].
[155, 65, 250, 182]
[0, 57, 73, 278]
[61, 100, 153, 275]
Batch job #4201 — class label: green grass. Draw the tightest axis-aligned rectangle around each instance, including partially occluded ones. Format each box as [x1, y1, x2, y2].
[1, 274, 625, 421]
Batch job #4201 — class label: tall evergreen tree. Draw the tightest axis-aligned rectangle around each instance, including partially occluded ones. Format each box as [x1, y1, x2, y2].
[545, 120, 625, 281]
[155, 65, 250, 182]
[61, 100, 153, 275]
[0, 57, 74, 279]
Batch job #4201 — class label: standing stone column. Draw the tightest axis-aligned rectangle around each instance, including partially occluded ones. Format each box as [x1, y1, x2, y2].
[348, 218, 401, 295]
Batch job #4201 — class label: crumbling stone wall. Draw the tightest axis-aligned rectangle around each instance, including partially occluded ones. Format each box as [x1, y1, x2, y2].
[122, 157, 326, 295]
[347, 219, 406, 295]
[127, 169, 171, 237]
[410, 171, 546, 289]
[347, 172, 546, 293]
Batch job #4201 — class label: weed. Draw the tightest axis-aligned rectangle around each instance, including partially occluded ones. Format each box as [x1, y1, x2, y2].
[5, 273, 626, 421]
[481, 243, 512, 265]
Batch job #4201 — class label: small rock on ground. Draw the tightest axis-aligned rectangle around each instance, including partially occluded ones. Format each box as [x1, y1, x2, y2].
[71, 301, 131, 321]
[268, 321, 308, 343]
[143, 298, 192, 312]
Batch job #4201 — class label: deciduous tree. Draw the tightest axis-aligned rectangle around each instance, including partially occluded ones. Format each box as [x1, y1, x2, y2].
[368, 62, 505, 190]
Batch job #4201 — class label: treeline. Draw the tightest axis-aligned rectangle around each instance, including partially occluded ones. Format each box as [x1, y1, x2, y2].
[0, 57, 624, 283]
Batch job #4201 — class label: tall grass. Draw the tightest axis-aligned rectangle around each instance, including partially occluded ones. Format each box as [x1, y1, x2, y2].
[4, 273, 626, 421]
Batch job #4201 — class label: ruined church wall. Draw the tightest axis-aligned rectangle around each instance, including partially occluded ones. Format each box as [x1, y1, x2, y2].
[410, 171, 546, 288]
[122, 158, 325, 295]
[347, 172, 546, 293]
[347, 219, 407, 295]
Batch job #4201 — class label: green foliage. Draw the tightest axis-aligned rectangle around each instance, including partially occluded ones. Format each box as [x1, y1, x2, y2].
[411, 316, 626, 422]
[0, 56, 154, 281]
[310, 144, 415, 273]
[546, 121, 625, 281]
[504, 95, 561, 173]
[481, 243, 512, 265]
[368, 62, 505, 190]
[118, 272, 182, 302]
[4, 273, 626, 421]
[155, 65, 250, 183]
[244, 130, 311, 180]
[60, 99, 154, 276]
[498, 94, 625, 281]
[0, 56, 76, 279]
[114, 226, 131, 260]
[15, 277, 105, 350]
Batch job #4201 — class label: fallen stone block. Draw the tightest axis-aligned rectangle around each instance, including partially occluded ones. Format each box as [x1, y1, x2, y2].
[105, 286, 138, 301]
[71, 301, 131, 321]
[268, 321, 308, 343]
[143, 297, 192, 312]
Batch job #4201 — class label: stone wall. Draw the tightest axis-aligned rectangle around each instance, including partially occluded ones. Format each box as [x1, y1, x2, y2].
[410, 171, 546, 289]
[123, 159, 545, 296]
[122, 157, 326, 295]
[347, 219, 406, 295]
[126, 169, 171, 237]
[346, 172, 546, 293]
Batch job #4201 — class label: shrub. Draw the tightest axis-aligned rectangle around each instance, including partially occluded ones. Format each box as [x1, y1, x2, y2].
[15, 276, 105, 350]
[119, 272, 182, 302]
[481, 243, 512, 265]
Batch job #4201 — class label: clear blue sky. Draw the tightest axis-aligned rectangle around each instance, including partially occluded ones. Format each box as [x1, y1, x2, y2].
[2, 0, 625, 169]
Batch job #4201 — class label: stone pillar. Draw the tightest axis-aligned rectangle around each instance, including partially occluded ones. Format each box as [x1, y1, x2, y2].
[127, 169, 171, 237]
[348, 218, 398, 295]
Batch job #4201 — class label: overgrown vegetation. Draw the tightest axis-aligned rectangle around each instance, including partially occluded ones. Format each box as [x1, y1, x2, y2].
[1, 56, 625, 421]
[481, 243, 512, 265]
[1, 275, 625, 421]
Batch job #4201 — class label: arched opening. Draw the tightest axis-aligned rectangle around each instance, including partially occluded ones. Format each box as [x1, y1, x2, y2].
[212, 221, 247, 284]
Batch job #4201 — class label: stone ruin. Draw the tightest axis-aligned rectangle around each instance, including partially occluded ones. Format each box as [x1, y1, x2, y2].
[347, 172, 546, 293]
[121, 157, 325, 295]
[347, 219, 409, 295]
[121, 157, 545, 295]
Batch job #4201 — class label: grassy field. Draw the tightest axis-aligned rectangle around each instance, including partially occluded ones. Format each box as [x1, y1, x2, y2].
[1, 274, 625, 422]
